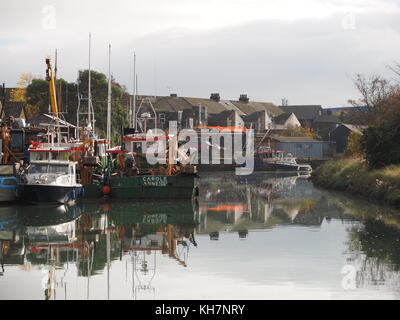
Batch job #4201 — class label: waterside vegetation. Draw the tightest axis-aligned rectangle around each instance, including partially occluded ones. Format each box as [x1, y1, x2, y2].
[312, 66, 400, 207]
[312, 158, 400, 207]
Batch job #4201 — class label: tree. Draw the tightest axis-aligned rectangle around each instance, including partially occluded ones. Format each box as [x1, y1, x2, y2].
[344, 69, 400, 168]
[17, 72, 35, 87]
[281, 125, 320, 139]
[26, 78, 50, 114]
[361, 98, 400, 168]
[10, 87, 26, 102]
[345, 131, 364, 158]
[10, 73, 40, 118]
[76, 70, 129, 141]
[345, 74, 398, 125]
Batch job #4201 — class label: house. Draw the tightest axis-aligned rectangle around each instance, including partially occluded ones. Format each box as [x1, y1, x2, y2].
[183, 94, 228, 124]
[313, 110, 341, 140]
[280, 105, 322, 127]
[242, 111, 272, 132]
[1, 101, 26, 120]
[224, 95, 284, 133]
[268, 136, 335, 159]
[0, 87, 16, 102]
[229, 95, 283, 119]
[133, 95, 193, 130]
[271, 112, 301, 131]
[208, 110, 244, 127]
[152, 95, 194, 129]
[133, 93, 230, 130]
[329, 124, 364, 154]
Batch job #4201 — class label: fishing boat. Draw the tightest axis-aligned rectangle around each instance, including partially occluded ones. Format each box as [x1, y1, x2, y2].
[19, 158, 82, 204]
[18, 56, 106, 204]
[0, 164, 18, 202]
[19, 157, 83, 204]
[254, 146, 312, 172]
[103, 131, 198, 200]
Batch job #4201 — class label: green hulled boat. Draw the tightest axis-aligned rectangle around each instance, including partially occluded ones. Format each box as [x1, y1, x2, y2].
[101, 131, 199, 200]
[108, 173, 198, 199]
[102, 200, 198, 226]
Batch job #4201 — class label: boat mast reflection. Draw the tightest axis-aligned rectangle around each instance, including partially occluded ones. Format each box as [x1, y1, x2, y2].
[0, 200, 198, 299]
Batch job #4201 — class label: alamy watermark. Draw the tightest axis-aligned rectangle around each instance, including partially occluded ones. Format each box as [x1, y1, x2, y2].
[129, 122, 255, 175]
[341, 12, 356, 30]
[42, 5, 57, 30]
[341, 264, 357, 290]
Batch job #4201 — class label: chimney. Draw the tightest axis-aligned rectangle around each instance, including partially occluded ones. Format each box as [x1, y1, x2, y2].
[170, 93, 178, 98]
[239, 94, 249, 103]
[210, 93, 220, 102]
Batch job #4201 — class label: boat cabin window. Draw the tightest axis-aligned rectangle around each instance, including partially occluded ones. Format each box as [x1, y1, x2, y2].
[31, 152, 68, 161]
[28, 163, 69, 175]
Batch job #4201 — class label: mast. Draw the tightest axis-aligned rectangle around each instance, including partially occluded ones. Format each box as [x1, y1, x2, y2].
[132, 52, 136, 129]
[107, 44, 112, 145]
[88, 32, 95, 136]
[135, 74, 138, 129]
[45, 57, 59, 119]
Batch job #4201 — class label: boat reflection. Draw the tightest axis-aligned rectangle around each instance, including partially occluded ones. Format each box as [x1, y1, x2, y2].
[0, 200, 198, 299]
[1, 172, 400, 299]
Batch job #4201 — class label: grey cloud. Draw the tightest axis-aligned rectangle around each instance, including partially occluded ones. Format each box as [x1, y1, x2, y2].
[1, 5, 400, 107]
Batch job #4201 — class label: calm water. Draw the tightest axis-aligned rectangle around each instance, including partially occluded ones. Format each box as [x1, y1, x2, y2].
[1, 172, 400, 300]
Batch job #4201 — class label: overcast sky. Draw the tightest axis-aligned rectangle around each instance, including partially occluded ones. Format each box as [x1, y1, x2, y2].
[1, 0, 400, 106]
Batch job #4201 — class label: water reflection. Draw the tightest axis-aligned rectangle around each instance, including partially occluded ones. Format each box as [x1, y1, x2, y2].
[198, 172, 344, 234]
[0, 201, 198, 300]
[1, 172, 400, 299]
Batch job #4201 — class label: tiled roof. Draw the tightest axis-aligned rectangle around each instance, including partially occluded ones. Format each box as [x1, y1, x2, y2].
[271, 136, 320, 143]
[183, 97, 227, 114]
[273, 112, 293, 125]
[242, 111, 265, 123]
[2, 101, 25, 118]
[230, 101, 283, 117]
[209, 110, 237, 122]
[332, 124, 366, 135]
[314, 113, 340, 123]
[152, 96, 193, 113]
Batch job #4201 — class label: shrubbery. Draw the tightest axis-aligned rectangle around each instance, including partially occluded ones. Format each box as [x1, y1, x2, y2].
[312, 159, 400, 207]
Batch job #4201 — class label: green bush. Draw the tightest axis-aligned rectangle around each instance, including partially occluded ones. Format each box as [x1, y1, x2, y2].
[312, 159, 400, 207]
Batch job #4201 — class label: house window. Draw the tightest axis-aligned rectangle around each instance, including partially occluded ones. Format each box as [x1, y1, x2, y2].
[159, 113, 166, 124]
[178, 111, 183, 124]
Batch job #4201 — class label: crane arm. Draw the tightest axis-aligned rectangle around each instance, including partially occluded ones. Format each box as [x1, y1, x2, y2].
[45, 57, 59, 118]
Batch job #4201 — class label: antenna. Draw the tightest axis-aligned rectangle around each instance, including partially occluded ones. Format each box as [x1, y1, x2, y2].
[153, 57, 157, 99]
[132, 52, 136, 128]
[55, 49, 58, 113]
[54, 49, 58, 79]
[88, 32, 93, 134]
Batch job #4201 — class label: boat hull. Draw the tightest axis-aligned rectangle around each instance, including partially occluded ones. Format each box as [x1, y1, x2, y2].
[252, 158, 312, 172]
[18, 184, 84, 204]
[82, 183, 101, 199]
[108, 174, 197, 200]
[263, 163, 311, 171]
[0, 187, 17, 202]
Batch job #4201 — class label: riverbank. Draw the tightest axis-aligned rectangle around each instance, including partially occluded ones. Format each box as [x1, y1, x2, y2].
[311, 158, 400, 207]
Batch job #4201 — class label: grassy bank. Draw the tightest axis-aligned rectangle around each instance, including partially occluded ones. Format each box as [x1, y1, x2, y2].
[311, 158, 400, 207]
